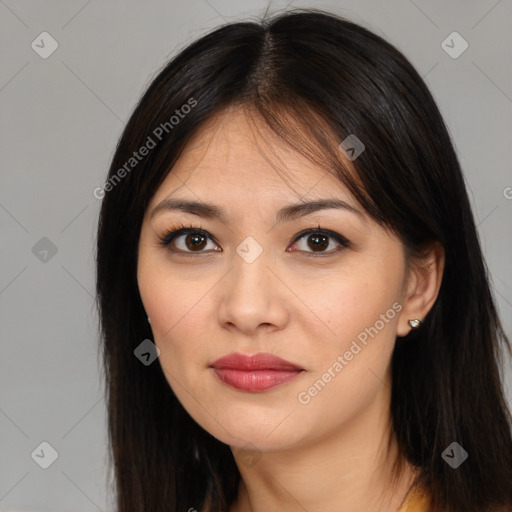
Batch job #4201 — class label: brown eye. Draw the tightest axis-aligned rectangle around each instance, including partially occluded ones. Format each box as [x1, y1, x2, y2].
[184, 233, 208, 251]
[160, 227, 220, 253]
[306, 234, 329, 251]
[289, 228, 350, 255]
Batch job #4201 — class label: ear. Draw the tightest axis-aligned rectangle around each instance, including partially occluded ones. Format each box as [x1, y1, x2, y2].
[396, 241, 445, 337]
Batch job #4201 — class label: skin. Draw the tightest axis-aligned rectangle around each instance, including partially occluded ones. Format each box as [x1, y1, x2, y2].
[137, 105, 445, 512]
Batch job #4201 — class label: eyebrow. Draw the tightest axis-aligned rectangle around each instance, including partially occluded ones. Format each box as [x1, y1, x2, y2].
[150, 198, 364, 224]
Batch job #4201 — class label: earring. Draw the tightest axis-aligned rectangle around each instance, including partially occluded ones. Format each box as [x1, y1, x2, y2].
[147, 316, 151, 324]
[408, 319, 421, 329]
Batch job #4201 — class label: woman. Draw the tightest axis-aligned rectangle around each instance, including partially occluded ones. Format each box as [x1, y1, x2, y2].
[95, 9, 512, 512]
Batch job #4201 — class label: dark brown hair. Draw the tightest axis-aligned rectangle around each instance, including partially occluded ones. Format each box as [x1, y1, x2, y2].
[95, 8, 512, 511]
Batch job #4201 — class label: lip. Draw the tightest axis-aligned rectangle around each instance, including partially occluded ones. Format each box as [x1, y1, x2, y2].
[210, 353, 304, 392]
[211, 352, 304, 371]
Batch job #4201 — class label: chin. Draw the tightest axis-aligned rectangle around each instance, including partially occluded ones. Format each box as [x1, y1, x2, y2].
[205, 418, 303, 454]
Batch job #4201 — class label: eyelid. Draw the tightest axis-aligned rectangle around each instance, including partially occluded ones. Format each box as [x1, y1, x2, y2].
[289, 227, 350, 251]
[158, 224, 350, 255]
[158, 224, 220, 252]
[159, 225, 209, 246]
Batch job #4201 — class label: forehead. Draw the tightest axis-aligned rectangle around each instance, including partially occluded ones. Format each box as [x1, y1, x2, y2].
[148, 105, 357, 209]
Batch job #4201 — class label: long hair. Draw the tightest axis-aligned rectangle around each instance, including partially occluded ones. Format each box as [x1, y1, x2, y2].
[95, 9, 512, 511]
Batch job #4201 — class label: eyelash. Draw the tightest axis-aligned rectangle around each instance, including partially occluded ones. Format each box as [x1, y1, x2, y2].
[157, 222, 351, 257]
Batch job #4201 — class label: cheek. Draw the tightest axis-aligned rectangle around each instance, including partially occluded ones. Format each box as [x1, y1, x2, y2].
[290, 276, 401, 436]
[292, 264, 402, 355]
[140, 277, 210, 358]
[139, 279, 212, 411]
[138, 247, 209, 336]
[137, 257, 218, 391]
[304, 260, 402, 373]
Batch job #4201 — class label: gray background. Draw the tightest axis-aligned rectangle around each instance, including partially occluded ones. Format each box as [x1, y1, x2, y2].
[1, 0, 511, 510]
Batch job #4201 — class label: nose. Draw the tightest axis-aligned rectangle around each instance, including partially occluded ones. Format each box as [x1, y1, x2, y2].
[217, 248, 289, 335]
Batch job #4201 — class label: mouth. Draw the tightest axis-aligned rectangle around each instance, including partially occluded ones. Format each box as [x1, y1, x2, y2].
[210, 352, 305, 392]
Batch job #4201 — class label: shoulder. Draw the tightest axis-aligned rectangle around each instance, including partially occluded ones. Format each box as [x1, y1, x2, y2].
[397, 485, 512, 512]
[396, 483, 431, 512]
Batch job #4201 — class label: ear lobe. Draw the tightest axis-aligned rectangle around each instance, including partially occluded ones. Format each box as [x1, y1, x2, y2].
[396, 241, 445, 337]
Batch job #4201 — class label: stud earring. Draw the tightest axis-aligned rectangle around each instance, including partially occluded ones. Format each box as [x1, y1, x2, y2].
[147, 316, 151, 324]
[408, 319, 421, 329]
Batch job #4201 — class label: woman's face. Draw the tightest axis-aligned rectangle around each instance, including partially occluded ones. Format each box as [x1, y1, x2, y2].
[137, 106, 415, 453]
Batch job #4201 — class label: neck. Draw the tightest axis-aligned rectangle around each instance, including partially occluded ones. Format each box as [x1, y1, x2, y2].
[229, 383, 419, 512]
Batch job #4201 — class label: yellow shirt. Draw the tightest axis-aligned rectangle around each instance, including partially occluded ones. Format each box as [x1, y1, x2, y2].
[396, 484, 431, 512]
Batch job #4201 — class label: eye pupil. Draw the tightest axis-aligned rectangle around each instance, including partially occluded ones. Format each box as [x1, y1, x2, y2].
[186, 233, 207, 251]
[308, 234, 329, 251]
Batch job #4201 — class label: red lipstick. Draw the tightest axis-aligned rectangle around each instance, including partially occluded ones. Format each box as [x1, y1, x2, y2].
[210, 353, 304, 392]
